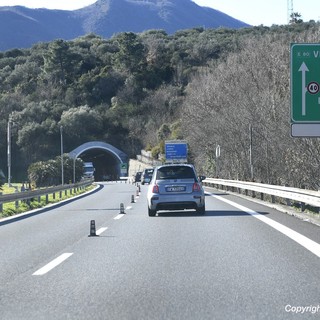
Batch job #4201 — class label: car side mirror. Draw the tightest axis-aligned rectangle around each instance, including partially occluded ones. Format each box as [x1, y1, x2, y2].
[199, 175, 206, 182]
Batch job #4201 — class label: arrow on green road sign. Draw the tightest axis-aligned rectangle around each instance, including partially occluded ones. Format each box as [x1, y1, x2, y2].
[298, 62, 308, 116]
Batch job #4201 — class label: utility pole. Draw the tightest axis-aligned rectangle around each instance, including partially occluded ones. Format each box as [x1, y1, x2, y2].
[249, 124, 253, 181]
[60, 126, 64, 185]
[215, 145, 220, 178]
[7, 118, 12, 186]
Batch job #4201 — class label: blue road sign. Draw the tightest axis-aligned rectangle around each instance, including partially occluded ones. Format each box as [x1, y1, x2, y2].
[165, 141, 188, 162]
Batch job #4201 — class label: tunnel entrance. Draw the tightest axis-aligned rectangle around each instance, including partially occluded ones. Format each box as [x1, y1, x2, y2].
[69, 141, 128, 181]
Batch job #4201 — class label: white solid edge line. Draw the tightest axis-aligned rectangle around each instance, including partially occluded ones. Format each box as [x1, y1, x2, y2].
[33, 253, 74, 276]
[96, 227, 108, 235]
[210, 193, 320, 258]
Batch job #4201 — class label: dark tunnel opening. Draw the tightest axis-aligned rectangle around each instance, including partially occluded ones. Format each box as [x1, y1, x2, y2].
[79, 148, 120, 181]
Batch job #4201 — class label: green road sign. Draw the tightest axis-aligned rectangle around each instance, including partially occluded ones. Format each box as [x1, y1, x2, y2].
[120, 163, 127, 174]
[120, 163, 127, 169]
[291, 44, 320, 122]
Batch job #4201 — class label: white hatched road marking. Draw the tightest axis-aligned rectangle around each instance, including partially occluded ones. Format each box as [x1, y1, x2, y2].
[114, 214, 125, 220]
[96, 227, 108, 235]
[33, 253, 73, 276]
[210, 193, 320, 258]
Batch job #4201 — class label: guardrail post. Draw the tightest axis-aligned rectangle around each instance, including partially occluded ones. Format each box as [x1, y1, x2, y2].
[285, 185, 291, 206]
[271, 195, 275, 203]
[46, 194, 49, 204]
[0, 192, 3, 213]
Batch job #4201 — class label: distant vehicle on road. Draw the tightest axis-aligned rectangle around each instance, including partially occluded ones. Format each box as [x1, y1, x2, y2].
[134, 171, 142, 182]
[141, 168, 154, 185]
[147, 164, 206, 216]
[83, 162, 95, 179]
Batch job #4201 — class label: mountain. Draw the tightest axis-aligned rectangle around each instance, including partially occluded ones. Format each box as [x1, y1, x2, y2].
[0, 0, 249, 51]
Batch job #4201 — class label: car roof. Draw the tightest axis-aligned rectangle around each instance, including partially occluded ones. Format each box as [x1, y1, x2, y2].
[156, 164, 194, 169]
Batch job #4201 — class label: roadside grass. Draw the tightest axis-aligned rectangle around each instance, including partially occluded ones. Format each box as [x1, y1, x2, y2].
[0, 183, 95, 218]
[2, 183, 22, 194]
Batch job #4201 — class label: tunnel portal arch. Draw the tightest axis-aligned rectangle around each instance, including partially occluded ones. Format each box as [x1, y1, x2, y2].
[69, 141, 128, 180]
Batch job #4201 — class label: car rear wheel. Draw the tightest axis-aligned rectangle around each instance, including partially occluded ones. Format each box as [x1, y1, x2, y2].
[148, 207, 156, 217]
[197, 205, 205, 215]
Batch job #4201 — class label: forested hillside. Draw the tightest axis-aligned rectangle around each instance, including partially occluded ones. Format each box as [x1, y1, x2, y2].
[1, 22, 320, 188]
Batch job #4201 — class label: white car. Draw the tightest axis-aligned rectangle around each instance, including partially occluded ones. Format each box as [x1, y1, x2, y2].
[147, 164, 206, 216]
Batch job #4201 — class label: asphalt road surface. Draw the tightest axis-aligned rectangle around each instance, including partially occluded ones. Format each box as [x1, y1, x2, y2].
[0, 182, 319, 320]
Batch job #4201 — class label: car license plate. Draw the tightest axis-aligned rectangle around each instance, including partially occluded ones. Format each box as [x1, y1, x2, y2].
[166, 186, 186, 192]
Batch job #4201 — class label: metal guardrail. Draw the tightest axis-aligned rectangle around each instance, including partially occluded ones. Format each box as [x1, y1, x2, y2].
[3, 177, 319, 216]
[0, 179, 93, 213]
[203, 178, 320, 213]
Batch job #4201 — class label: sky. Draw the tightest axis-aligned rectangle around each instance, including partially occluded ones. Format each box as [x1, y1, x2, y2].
[0, 0, 319, 26]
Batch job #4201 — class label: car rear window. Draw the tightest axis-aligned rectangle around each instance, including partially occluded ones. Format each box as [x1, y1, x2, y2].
[144, 169, 154, 176]
[156, 166, 196, 180]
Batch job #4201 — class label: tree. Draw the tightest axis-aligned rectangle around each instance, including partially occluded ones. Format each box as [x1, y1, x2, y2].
[182, 34, 292, 183]
[289, 12, 303, 24]
[28, 155, 84, 187]
[43, 39, 82, 86]
[59, 106, 103, 148]
[113, 32, 147, 75]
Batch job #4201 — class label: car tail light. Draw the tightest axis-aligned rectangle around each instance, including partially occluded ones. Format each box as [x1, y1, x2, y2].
[152, 184, 159, 193]
[192, 182, 201, 192]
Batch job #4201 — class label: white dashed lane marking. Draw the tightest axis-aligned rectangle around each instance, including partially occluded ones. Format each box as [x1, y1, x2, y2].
[33, 253, 73, 276]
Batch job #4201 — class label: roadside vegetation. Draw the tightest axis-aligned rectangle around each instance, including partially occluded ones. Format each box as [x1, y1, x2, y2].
[1, 19, 320, 188]
[0, 183, 95, 218]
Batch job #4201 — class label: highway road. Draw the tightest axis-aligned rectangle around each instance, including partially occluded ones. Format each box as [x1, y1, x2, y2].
[0, 182, 319, 320]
